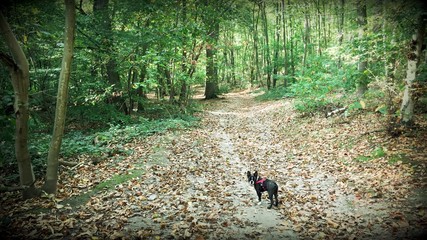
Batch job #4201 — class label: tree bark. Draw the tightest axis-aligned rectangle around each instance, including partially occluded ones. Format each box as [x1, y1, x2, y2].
[288, 0, 295, 77]
[0, 12, 38, 199]
[272, 1, 280, 88]
[356, 0, 368, 96]
[179, 0, 188, 103]
[43, 0, 76, 194]
[281, 0, 288, 86]
[400, 13, 426, 125]
[302, 3, 310, 75]
[93, 0, 125, 112]
[252, 2, 261, 86]
[205, 21, 219, 99]
[261, 0, 271, 89]
[337, 0, 345, 69]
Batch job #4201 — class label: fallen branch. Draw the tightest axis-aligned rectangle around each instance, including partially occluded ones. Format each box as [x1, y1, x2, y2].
[326, 107, 347, 118]
[59, 160, 78, 167]
[70, 161, 85, 171]
[361, 129, 386, 136]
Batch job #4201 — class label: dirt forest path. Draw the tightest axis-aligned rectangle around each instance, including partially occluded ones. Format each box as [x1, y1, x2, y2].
[124, 89, 426, 239]
[4, 89, 425, 239]
[126, 90, 298, 239]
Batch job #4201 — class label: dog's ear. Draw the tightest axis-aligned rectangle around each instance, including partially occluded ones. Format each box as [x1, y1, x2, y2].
[254, 171, 258, 177]
[246, 171, 251, 177]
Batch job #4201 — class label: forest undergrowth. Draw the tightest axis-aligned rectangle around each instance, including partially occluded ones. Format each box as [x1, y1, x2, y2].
[1, 90, 426, 239]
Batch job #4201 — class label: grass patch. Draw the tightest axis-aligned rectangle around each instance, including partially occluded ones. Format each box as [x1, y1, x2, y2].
[61, 167, 145, 208]
[355, 146, 386, 162]
[3, 114, 199, 183]
[355, 155, 371, 162]
[372, 146, 386, 158]
[387, 153, 415, 165]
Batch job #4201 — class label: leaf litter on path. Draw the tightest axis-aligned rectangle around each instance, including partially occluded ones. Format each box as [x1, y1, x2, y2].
[1, 90, 426, 239]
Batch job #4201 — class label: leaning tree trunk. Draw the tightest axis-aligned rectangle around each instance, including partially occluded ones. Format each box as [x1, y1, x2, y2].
[43, 0, 76, 194]
[400, 12, 426, 125]
[0, 12, 38, 199]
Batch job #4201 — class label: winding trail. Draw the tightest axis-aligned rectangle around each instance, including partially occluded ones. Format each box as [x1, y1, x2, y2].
[124, 90, 426, 239]
[2, 90, 426, 239]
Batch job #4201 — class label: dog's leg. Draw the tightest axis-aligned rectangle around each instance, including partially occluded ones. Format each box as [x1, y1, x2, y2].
[274, 191, 278, 207]
[267, 192, 274, 209]
[257, 191, 262, 205]
[274, 186, 279, 207]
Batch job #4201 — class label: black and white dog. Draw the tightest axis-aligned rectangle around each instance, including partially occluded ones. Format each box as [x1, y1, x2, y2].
[247, 171, 279, 209]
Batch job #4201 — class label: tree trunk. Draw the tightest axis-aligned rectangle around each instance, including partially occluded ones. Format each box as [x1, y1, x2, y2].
[179, 0, 188, 104]
[337, 0, 345, 69]
[203, 0, 220, 99]
[260, 1, 271, 89]
[302, 7, 310, 75]
[205, 22, 220, 99]
[400, 13, 426, 125]
[252, 2, 260, 86]
[356, 0, 368, 96]
[0, 12, 38, 199]
[43, 0, 76, 194]
[288, 0, 295, 77]
[93, 0, 125, 112]
[229, 32, 236, 86]
[272, 1, 280, 88]
[282, 0, 288, 86]
[136, 20, 150, 109]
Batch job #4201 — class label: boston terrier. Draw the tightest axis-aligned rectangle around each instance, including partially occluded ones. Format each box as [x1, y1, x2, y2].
[247, 171, 279, 209]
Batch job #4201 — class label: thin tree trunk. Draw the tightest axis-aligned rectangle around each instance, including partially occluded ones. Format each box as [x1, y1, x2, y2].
[205, 19, 220, 99]
[315, 0, 322, 56]
[252, 2, 260, 86]
[288, 0, 295, 77]
[179, 0, 188, 103]
[356, 0, 368, 96]
[282, 0, 288, 86]
[400, 13, 426, 124]
[43, 0, 76, 194]
[322, 0, 327, 48]
[302, 5, 310, 75]
[273, 1, 280, 88]
[0, 12, 38, 199]
[261, 1, 271, 89]
[93, 0, 125, 112]
[337, 0, 345, 69]
[230, 32, 236, 86]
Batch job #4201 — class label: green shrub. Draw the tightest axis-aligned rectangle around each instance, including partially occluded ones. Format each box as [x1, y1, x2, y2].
[256, 86, 294, 101]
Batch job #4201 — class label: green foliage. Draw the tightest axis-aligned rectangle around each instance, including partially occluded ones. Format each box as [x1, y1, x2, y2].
[372, 146, 386, 158]
[1, 0, 423, 178]
[286, 56, 351, 115]
[68, 104, 133, 129]
[141, 100, 202, 120]
[217, 85, 231, 95]
[388, 153, 408, 165]
[26, 115, 197, 171]
[255, 86, 294, 101]
[356, 84, 396, 116]
[355, 146, 386, 162]
[0, 92, 16, 165]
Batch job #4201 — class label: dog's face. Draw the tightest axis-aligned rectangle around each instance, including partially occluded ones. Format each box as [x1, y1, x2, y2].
[247, 171, 258, 185]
